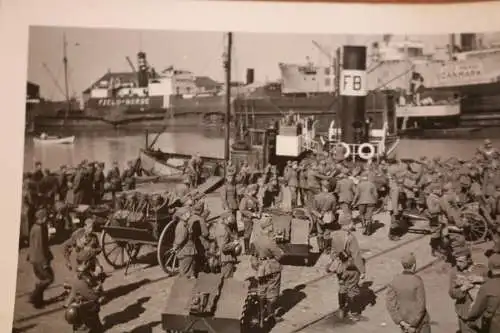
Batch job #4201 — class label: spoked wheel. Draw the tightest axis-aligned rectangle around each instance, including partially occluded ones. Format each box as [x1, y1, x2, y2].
[100, 220, 141, 269]
[157, 220, 179, 276]
[461, 210, 489, 245]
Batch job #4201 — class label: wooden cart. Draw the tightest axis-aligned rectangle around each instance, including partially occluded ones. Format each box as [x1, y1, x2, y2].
[405, 202, 491, 245]
[250, 208, 312, 266]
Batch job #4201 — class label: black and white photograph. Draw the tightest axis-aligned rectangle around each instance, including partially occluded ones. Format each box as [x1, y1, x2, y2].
[6, 2, 500, 333]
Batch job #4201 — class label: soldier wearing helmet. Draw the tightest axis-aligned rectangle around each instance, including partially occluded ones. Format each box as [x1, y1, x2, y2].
[239, 184, 260, 254]
[172, 209, 198, 278]
[64, 248, 104, 333]
[310, 179, 337, 253]
[353, 172, 378, 235]
[63, 218, 102, 274]
[250, 213, 285, 324]
[213, 213, 241, 278]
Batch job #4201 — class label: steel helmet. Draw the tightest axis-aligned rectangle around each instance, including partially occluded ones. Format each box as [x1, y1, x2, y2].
[64, 304, 81, 325]
[233, 243, 243, 256]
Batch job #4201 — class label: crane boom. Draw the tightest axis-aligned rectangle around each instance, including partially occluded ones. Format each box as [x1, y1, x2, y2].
[42, 62, 66, 98]
[312, 40, 333, 64]
[126, 56, 137, 73]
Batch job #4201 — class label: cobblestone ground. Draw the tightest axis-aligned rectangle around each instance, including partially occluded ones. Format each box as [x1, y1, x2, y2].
[12, 204, 487, 333]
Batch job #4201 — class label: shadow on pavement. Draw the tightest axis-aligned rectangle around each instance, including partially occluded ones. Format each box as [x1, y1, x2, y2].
[277, 284, 307, 316]
[101, 278, 151, 306]
[103, 296, 150, 330]
[129, 320, 161, 333]
[11, 323, 37, 333]
[351, 281, 377, 314]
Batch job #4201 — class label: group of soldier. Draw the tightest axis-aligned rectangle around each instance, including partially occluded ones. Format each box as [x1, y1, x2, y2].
[22, 137, 500, 333]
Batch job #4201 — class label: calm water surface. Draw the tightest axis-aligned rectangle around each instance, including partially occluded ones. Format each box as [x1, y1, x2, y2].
[23, 128, 498, 173]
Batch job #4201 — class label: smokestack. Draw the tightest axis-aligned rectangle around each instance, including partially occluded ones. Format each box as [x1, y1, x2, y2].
[137, 52, 149, 88]
[246, 68, 255, 85]
[460, 34, 477, 52]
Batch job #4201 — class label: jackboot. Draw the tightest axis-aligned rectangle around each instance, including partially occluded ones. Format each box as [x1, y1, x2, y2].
[244, 238, 251, 255]
[317, 236, 325, 253]
[337, 292, 348, 319]
[430, 238, 442, 257]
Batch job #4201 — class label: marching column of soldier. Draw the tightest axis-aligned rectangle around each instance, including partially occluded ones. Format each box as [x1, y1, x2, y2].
[22, 138, 500, 332]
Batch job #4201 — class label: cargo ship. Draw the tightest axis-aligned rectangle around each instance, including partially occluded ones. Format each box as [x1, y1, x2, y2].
[30, 33, 500, 135]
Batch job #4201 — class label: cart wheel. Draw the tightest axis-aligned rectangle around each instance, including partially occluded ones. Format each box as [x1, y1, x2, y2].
[157, 220, 179, 276]
[100, 220, 141, 269]
[461, 210, 489, 245]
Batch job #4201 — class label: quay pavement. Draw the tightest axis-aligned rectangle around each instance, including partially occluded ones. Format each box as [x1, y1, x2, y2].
[12, 193, 487, 333]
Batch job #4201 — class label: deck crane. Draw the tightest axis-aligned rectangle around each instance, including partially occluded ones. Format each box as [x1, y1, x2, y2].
[126, 56, 137, 73]
[311, 40, 335, 93]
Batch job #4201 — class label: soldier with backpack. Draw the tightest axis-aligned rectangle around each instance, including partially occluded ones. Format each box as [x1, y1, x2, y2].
[326, 219, 366, 321]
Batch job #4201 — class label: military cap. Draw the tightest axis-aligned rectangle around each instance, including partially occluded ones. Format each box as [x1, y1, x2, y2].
[488, 253, 500, 275]
[400, 252, 417, 268]
[84, 218, 95, 226]
[35, 208, 48, 221]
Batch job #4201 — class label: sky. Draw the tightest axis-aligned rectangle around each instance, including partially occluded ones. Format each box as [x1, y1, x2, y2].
[27, 26, 500, 100]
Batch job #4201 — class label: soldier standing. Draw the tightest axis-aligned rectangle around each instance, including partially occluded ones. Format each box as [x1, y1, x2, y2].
[214, 214, 240, 278]
[449, 255, 484, 333]
[239, 184, 260, 254]
[172, 209, 197, 279]
[385, 252, 431, 333]
[285, 161, 299, 209]
[462, 253, 500, 333]
[220, 174, 239, 233]
[250, 214, 285, 324]
[426, 184, 446, 256]
[388, 176, 402, 241]
[353, 173, 378, 235]
[335, 171, 355, 226]
[93, 163, 105, 205]
[27, 209, 54, 309]
[64, 249, 104, 333]
[57, 165, 69, 202]
[310, 180, 337, 254]
[327, 219, 366, 321]
[63, 218, 102, 272]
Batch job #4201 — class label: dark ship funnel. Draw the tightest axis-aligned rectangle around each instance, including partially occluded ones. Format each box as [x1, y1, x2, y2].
[460, 34, 477, 52]
[246, 68, 254, 85]
[137, 51, 149, 88]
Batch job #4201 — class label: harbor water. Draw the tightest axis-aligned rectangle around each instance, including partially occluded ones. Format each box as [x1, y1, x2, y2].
[23, 128, 496, 173]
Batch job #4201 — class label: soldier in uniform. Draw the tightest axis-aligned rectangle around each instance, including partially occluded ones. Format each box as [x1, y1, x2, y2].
[63, 218, 102, 273]
[250, 213, 285, 324]
[213, 214, 240, 278]
[226, 160, 237, 179]
[27, 208, 54, 309]
[385, 252, 431, 333]
[335, 171, 355, 227]
[353, 173, 378, 235]
[306, 162, 330, 207]
[298, 161, 308, 207]
[327, 219, 366, 321]
[64, 249, 104, 333]
[172, 209, 198, 279]
[239, 184, 260, 254]
[106, 161, 122, 203]
[388, 176, 403, 241]
[57, 165, 69, 202]
[463, 253, 500, 333]
[121, 161, 136, 191]
[220, 174, 239, 233]
[285, 161, 299, 209]
[449, 255, 484, 333]
[310, 179, 337, 253]
[92, 163, 105, 205]
[426, 184, 447, 257]
[176, 176, 191, 199]
[191, 201, 210, 273]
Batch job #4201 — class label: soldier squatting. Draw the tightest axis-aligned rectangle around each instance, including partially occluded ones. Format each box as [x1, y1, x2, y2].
[22, 139, 500, 332]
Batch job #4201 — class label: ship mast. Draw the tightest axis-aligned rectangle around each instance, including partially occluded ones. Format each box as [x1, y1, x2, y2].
[63, 33, 71, 122]
[224, 32, 233, 168]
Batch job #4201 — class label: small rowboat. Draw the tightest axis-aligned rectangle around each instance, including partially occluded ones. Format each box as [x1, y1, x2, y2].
[33, 135, 75, 145]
